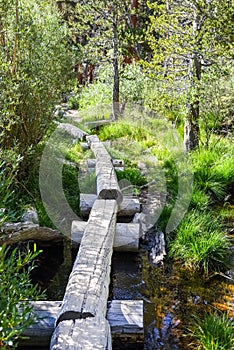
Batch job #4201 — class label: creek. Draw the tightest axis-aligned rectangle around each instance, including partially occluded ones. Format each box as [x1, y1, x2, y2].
[31, 213, 233, 350]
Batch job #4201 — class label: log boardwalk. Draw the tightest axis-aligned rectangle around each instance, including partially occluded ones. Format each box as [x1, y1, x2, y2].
[22, 132, 144, 349]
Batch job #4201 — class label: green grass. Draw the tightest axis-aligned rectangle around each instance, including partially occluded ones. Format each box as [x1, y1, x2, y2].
[191, 140, 234, 202]
[116, 167, 147, 187]
[190, 312, 234, 350]
[189, 186, 210, 210]
[98, 121, 152, 142]
[169, 210, 230, 275]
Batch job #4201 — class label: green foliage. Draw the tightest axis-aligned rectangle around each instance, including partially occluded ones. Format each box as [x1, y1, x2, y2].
[191, 139, 234, 201]
[116, 167, 146, 187]
[189, 186, 210, 211]
[0, 150, 22, 225]
[190, 312, 234, 350]
[169, 210, 230, 275]
[98, 121, 151, 142]
[78, 172, 96, 195]
[0, 244, 45, 349]
[62, 164, 80, 215]
[77, 81, 112, 111]
[145, 0, 234, 149]
[0, 0, 73, 156]
[65, 143, 83, 163]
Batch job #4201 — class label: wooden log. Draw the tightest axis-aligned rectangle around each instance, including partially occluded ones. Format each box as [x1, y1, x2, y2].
[80, 142, 89, 151]
[20, 300, 144, 347]
[56, 199, 117, 324]
[84, 119, 112, 129]
[86, 135, 123, 204]
[71, 221, 139, 251]
[0, 224, 63, 246]
[87, 159, 124, 168]
[96, 159, 123, 203]
[80, 193, 140, 217]
[58, 123, 88, 141]
[50, 316, 112, 350]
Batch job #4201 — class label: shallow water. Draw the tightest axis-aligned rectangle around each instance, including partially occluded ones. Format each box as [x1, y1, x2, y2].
[31, 224, 234, 350]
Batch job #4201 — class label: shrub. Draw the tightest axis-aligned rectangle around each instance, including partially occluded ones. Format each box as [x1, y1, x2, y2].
[0, 244, 45, 349]
[169, 210, 230, 275]
[0, 150, 22, 225]
[0, 0, 73, 158]
[190, 312, 234, 350]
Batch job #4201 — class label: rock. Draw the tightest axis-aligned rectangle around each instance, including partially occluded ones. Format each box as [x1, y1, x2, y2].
[21, 208, 39, 224]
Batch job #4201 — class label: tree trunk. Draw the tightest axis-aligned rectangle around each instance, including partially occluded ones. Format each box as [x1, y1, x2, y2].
[184, 9, 202, 153]
[112, 18, 120, 120]
[184, 101, 200, 152]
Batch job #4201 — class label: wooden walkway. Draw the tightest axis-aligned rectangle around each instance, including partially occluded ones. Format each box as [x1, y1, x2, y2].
[22, 129, 144, 349]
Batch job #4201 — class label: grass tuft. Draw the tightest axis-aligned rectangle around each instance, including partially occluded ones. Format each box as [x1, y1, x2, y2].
[169, 210, 230, 275]
[190, 312, 234, 350]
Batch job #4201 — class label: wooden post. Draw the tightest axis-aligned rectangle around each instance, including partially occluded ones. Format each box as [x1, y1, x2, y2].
[80, 193, 140, 217]
[71, 221, 140, 251]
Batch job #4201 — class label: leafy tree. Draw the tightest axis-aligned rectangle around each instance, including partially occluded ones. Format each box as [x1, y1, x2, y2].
[146, 0, 233, 152]
[59, 0, 149, 118]
[0, 0, 73, 158]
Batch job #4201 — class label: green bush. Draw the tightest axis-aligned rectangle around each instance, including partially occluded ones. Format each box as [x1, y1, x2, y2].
[169, 210, 230, 275]
[0, 244, 45, 349]
[0, 0, 73, 158]
[190, 312, 234, 350]
[0, 150, 22, 225]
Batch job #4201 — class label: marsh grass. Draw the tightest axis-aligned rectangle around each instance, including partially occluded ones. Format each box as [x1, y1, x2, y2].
[191, 140, 234, 202]
[169, 210, 230, 275]
[98, 121, 153, 142]
[190, 186, 210, 210]
[190, 312, 234, 350]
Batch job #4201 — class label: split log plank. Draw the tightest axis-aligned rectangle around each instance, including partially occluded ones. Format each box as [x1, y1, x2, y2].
[0, 225, 63, 246]
[58, 123, 88, 141]
[50, 316, 112, 350]
[71, 221, 139, 251]
[20, 300, 144, 347]
[86, 135, 122, 204]
[80, 193, 140, 217]
[56, 199, 117, 324]
[87, 159, 124, 168]
[84, 119, 112, 129]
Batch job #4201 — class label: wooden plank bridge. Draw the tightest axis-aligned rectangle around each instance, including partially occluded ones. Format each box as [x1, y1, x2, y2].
[21, 129, 144, 349]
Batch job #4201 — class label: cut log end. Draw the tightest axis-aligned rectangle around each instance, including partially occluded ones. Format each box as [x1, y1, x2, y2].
[98, 189, 123, 204]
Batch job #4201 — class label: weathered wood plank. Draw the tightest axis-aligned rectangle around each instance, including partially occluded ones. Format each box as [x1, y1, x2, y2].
[50, 316, 112, 350]
[58, 123, 88, 141]
[87, 159, 124, 168]
[0, 225, 62, 246]
[86, 135, 123, 204]
[84, 119, 113, 129]
[56, 199, 117, 324]
[80, 193, 140, 217]
[20, 300, 144, 347]
[71, 221, 139, 251]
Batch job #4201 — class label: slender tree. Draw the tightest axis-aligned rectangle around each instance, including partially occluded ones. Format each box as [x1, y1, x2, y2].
[146, 0, 233, 152]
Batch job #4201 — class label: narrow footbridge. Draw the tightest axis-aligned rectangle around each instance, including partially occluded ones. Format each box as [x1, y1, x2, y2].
[22, 131, 144, 349]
